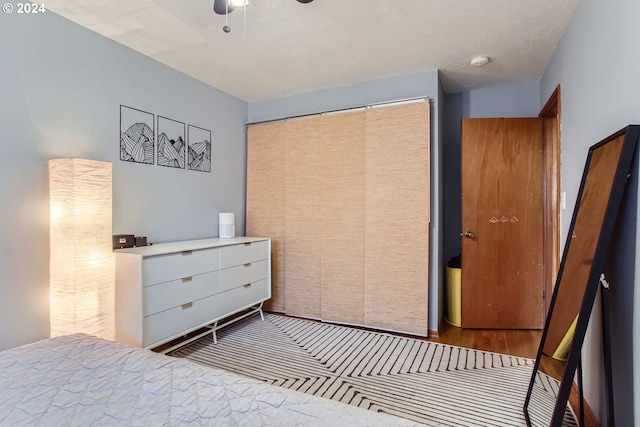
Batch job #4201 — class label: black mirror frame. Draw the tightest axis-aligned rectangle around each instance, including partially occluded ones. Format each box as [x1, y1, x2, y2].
[523, 125, 640, 426]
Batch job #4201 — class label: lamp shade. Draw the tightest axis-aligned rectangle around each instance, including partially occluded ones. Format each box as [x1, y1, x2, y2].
[49, 158, 114, 340]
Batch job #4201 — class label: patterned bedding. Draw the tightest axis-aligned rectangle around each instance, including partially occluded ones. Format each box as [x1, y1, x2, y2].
[0, 334, 424, 426]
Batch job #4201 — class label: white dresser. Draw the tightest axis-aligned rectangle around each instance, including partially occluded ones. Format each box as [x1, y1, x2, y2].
[114, 237, 271, 349]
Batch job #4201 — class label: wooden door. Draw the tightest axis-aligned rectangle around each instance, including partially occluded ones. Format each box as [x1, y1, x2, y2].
[461, 118, 544, 329]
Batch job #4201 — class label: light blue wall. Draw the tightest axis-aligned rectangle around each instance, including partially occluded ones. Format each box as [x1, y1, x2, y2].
[605, 152, 637, 427]
[443, 82, 541, 263]
[540, 0, 640, 424]
[249, 72, 439, 124]
[0, 11, 248, 351]
[462, 82, 541, 118]
[248, 71, 444, 332]
[436, 77, 446, 332]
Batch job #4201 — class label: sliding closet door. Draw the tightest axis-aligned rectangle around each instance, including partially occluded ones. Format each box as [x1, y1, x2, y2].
[364, 102, 430, 335]
[284, 117, 322, 318]
[320, 111, 366, 325]
[247, 101, 430, 334]
[246, 122, 286, 312]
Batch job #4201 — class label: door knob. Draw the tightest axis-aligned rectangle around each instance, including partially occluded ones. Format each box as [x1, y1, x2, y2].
[464, 231, 475, 239]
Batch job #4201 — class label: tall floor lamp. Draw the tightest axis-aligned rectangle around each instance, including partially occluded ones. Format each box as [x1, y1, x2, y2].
[49, 158, 114, 340]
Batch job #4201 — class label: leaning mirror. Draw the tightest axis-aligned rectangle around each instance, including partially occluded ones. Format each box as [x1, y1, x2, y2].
[523, 125, 640, 426]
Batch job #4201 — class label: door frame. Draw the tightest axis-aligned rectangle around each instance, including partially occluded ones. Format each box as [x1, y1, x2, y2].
[540, 85, 561, 318]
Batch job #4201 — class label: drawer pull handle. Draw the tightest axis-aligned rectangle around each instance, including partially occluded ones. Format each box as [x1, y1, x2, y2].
[243, 283, 251, 288]
[244, 263, 251, 267]
[182, 250, 193, 256]
[182, 276, 193, 282]
[181, 302, 193, 309]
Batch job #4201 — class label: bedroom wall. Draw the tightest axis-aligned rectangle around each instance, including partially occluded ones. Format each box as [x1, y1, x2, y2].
[0, 11, 248, 351]
[248, 70, 443, 332]
[540, 0, 640, 424]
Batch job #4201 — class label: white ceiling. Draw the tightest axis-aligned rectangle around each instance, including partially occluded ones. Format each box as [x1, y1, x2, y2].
[46, 0, 579, 102]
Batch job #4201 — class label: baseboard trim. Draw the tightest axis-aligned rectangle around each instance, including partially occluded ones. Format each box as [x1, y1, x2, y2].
[428, 317, 444, 339]
[265, 311, 431, 338]
[569, 381, 600, 427]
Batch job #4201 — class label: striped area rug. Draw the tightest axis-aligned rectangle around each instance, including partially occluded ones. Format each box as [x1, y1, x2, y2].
[170, 313, 576, 427]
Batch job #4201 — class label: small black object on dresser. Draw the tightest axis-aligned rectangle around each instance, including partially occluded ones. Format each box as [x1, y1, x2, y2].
[113, 234, 135, 249]
[134, 236, 148, 247]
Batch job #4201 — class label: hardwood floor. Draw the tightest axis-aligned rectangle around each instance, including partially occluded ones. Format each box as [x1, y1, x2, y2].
[430, 321, 566, 380]
[430, 321, 542, 358]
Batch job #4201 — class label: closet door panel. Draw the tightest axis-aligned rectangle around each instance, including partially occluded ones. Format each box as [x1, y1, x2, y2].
[247, 122, 286, 312]
[364, 102, 430, 335]
[320, 111, 366, 325]
[285, 117, 322, 318]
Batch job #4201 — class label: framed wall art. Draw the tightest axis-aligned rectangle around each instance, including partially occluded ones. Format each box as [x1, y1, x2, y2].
[157, 116, 186, 169]
[120, 105, 154, 165]
[187, 125, 212, 173]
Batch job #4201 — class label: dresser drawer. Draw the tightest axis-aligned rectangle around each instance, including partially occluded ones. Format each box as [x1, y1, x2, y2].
[218, 279, 270, 310]
[142, 247, 221, 286]
[143, 271, 221, 316]
[116, 237, 271, 348]
[143, 293, 225, 347]
[220, 240, 269, 268]
[219, 260, 268, 293]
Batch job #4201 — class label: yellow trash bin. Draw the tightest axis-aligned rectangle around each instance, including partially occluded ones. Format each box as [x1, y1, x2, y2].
[552, 315, 578, 361]
[445, 266, 461, 327]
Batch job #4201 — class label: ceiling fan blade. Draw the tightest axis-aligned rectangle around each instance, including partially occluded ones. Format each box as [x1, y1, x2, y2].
[215, 0, 311, 15]
[213, 0, 234, 15]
